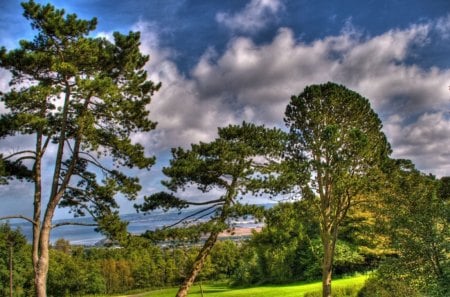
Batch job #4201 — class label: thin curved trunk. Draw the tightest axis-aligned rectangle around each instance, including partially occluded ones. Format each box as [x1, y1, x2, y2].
[175, 231, 220, 297]
[33, 131, 43, 296]
[34, 82, 72, 297]
[176, 176, 238, 297]
[9, 244, 13, 297]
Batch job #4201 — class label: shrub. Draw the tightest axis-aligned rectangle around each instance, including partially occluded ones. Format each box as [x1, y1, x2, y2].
[357, 277, 420, 297]
[304, 285, 360, 297]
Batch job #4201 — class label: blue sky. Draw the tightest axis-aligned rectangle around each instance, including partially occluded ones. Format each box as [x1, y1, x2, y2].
[1, 0, 450, 218]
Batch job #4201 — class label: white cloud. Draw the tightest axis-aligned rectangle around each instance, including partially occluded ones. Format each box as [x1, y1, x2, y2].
[132, 22, 240, 152]
[436, 13, 450, 39]
[0, 69, 12, 114]
[216, 0, 284, 34]
[137, 21, 450, 177]
[191, 24, 445, 123]
[0, 68, 11, 93]
[385, 112, 450, 176]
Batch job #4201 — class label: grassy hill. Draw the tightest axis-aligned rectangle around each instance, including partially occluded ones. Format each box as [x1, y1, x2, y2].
[111, 275, 368, 297]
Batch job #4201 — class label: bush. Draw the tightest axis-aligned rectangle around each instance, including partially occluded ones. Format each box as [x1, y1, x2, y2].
[357, 277, 420, 297]
[304, 285, 360, 297]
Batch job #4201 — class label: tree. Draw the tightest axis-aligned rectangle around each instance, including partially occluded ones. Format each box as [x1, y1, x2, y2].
[375, 159, 450, 296]
[0, 1, 159, 296]
[0, 223, 28, 297]
[137, 122, 287, 297]
[284, 82, 390, 297]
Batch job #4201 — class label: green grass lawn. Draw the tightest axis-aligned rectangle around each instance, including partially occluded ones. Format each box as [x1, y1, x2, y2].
[122, 275, 368, 297]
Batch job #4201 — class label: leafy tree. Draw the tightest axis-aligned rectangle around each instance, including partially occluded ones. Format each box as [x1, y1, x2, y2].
[47, 249, 86, 297]
[0, 223, 29, 297]
[52, 238, 71, 254]
[0, 1, 159, 296]
[137, 122, 287, 297]
[375, 159, 450, 296]
[245, 201, 367, 284]
[209, 240, 240, 280]
[250, 202, 311, 283]
[284, 82, 390, 297]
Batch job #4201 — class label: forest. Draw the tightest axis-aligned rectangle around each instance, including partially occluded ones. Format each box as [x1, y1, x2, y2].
[0, 1, 449, 297]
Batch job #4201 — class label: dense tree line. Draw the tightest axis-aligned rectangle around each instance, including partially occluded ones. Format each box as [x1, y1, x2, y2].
[1, 175, 447, 296]
[0, 228, 246, 296]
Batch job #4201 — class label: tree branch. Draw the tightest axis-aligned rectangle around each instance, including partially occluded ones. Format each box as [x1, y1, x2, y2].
[164, 204, 221, 229]
[0, 215, 36, 225]
[52, 221, 98, 229]
[13, 155, 36, 163]
[79, 155, 112, 175]
[40, 134, 52, 157]
[185, 198, 225, 206]
[4, 150, 36, 160]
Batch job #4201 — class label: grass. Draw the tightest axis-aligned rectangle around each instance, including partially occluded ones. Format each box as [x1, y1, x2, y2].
[115, 275, 368, 297]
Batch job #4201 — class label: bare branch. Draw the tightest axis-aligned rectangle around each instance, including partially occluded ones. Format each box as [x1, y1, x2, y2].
[79, 156, 111, 175]
[0, 215, 36, 225]
[40, 135, 52, 157]
[14, 155, 36, 163]
[189, 209, 219, 224]
[4, 150, 36, 160]
[185, 198, 225, 206]
[52, 221, 98, 229]
[163, 204, 221, 229]
[79, 151, 102, 166]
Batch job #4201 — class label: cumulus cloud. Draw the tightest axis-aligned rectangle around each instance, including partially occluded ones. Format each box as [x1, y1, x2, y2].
[3, 16, 450, 218]
[137, 20, 450, 177]
[191, 24, 447, 123]
[384, 112, 450, 176]
[216, 0, 284, 34]
[135, 23, 239, 152]
[436, 13, 450, 39]
[0, 180, 35, 218]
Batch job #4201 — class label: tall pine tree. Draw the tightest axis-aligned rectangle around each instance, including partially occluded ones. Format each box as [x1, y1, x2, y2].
[138, 122, 288, 297]
[0, 1, 159, 296]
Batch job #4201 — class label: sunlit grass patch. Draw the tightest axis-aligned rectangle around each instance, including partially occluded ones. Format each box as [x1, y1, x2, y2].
[133, 275, 368, 297]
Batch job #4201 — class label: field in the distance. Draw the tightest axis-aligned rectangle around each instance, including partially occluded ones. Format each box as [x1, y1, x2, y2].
[108, 275, 368, 297]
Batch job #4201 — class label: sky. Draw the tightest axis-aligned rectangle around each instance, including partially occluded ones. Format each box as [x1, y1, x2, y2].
[1, 0, 450, 219]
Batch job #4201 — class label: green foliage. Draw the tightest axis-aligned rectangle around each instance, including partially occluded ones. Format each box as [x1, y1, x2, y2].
[138, 122, 287, 242]
[285, 82, 391, 296]
[285, 82, 391, 199]
[0, 225, 375, 296]
[231, 202, 369, 286]
[357, 276, 421, 297]
[133, 275, 369, 297]
[0, 154, 33, 185]
[47, 250, 87, 296]
[0, 2, 160, 294]
[304, 285, 361, 297]
[43, 243, 189, 295]
[208, 240, 241, 280]
[376, 159, 450, 296]
[0, 0, 160, 222]
[137, 122, 289, 296]
[0, 223, 31, 297]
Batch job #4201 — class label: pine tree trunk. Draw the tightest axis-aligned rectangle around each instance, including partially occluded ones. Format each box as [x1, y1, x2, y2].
[34, 225, 51, 297]
[175, 231, 219, 297]
[9, 244, 13, 297]
[322, 239, 333, 297]
[321, 226, 338, 297]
